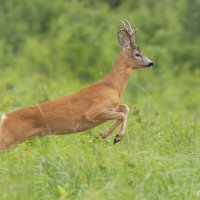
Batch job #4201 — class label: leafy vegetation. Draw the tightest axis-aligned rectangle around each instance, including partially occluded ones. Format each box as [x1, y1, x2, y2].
[0, 0, 200, 199]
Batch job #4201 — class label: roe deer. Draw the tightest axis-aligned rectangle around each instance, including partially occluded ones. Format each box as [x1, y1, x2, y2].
[0, 20, 153, 151]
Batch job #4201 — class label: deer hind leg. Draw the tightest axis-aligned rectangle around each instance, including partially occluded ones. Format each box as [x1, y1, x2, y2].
[0, 127, 35, 152]
[0, 115, 39, 151]
[0, 126, 20, 151]
[0, 134, 15, 151]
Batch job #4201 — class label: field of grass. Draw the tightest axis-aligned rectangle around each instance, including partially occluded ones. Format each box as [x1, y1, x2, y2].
[0, 68, 200, 200]
[0, 0, 199, 199]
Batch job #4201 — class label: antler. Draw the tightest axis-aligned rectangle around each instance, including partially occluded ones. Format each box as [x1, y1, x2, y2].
[117, 19, 137, 49]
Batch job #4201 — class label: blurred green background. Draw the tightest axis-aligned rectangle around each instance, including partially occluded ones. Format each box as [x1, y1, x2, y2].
[0, 0, 199, 108]
[0, 1, 200, 200]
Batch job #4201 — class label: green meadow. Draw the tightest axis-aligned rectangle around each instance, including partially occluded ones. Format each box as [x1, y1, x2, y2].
[0, 0, 200, 199]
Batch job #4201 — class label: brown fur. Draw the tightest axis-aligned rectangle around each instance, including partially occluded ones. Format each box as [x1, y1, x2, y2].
[0, 22, 153, 151]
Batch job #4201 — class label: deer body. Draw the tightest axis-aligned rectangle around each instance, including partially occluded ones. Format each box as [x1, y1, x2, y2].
[0, 20, 153, 150]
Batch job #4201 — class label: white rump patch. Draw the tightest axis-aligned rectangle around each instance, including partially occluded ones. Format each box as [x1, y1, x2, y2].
[0, 114, 7, 128]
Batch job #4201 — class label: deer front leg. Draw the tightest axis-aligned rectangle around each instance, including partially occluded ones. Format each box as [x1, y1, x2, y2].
[85, 104, 129, 144]
[100, 104, 129, 139]
[100, 120, 121, 138]
[113, 104, 129, 144]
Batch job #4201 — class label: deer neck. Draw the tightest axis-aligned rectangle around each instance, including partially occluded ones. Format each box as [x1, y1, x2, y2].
[103, 51, 133, 97]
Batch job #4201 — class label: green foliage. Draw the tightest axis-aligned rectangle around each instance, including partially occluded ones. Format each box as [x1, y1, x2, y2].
[0, 0, 200, 199]
[0, 0, 199, 80]
[0, 71, 200, 199]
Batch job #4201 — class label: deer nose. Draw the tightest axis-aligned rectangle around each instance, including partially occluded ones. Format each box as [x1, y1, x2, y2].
[147, 62, 154, 67]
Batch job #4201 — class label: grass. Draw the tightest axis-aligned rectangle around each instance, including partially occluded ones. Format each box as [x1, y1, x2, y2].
[0, 68, 200, 200]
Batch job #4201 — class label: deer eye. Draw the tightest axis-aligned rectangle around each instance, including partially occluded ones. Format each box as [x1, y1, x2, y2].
[135, 53, 140, 57]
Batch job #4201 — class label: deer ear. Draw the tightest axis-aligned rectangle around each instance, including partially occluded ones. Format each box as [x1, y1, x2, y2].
[118, 34, 131, 49]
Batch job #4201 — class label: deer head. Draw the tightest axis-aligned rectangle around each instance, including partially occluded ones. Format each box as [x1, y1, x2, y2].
[117, 19, 153, 69]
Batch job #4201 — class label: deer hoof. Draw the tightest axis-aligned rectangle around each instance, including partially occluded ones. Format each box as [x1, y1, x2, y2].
[114, 134, 124, 144]
[113, 135, 120, 144]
